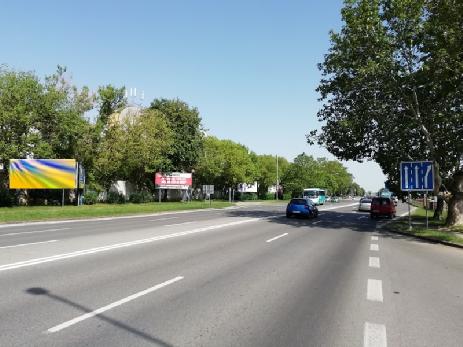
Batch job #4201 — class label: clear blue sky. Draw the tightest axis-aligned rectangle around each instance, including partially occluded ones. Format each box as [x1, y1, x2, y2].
[0, 0, 385, 192]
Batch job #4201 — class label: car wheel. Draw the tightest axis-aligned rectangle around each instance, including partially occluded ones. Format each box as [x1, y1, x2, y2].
[389, 213, 393, 219]
[286, 213, 292, 218]
[370, 214, 375, 219]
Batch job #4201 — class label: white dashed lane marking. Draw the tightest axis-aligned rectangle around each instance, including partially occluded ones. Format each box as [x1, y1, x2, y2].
[364, 322, 387, 347]
[367, 279, 384, 302]
[266, 233, 288, 243]
[369, 257, 380, 268]
[370, 244, 379, 251]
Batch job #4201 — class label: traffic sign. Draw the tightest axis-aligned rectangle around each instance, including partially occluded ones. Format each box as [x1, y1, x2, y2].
[202, 185, 214, 195]
[400, 161, 434, 191]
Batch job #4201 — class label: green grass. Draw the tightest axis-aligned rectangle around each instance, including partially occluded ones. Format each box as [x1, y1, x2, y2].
[387, 206, 463, 246]
[0, 201, 234, 224]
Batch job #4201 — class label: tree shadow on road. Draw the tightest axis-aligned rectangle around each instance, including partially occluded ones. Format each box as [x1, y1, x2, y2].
[223, 206, 441, 246]
[25, 287, 173, 347]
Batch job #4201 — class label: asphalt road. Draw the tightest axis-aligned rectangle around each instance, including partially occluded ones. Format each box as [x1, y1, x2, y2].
[0, 202, 462, 347]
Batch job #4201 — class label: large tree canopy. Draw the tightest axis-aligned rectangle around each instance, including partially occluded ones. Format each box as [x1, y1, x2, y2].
[309, 0, 463, 225]
[150, 98, 204, 172]
[282, 153, 355, 197]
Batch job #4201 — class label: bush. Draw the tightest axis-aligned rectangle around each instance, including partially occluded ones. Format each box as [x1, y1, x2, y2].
[83, 191, 98, 205]
[107, 191, 126, 204]
[0, 189, 15, 207]
[263, 193, 275, 200]
[283, 193, 291, 200]
[129, 191, 153, 204]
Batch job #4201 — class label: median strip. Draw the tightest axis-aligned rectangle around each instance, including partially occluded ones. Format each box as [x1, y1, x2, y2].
[47, 276, 184, 333]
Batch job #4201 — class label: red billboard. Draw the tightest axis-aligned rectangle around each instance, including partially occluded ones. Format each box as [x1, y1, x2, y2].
[155, 172, 192, 189]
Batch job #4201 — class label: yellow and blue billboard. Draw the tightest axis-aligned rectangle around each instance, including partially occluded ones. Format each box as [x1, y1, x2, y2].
[9, 159, 77, 189]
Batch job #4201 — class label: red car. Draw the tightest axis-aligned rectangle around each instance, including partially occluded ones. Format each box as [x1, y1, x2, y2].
[370, 197, 396, 219]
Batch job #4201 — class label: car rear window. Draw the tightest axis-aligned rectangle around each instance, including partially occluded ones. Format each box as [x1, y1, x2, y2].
[361, 198, 372, 203]
[372, 198, 391, 205]
[291, 199, 307, 205]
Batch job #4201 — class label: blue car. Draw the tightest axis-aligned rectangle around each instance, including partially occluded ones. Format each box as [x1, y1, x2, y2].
[286, 198, 319, 218]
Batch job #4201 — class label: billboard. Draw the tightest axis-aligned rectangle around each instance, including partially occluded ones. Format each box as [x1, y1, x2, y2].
[9, 159, 77, 189]
[237, 182, 258, 193]
[155, 172, 192, 189]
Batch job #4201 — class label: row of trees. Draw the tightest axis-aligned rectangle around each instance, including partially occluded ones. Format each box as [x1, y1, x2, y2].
[0, 65, 363, 204]
[310, 0, 462, 226]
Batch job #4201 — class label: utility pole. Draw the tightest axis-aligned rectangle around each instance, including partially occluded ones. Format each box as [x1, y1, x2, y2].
[276, 155, 279, 201]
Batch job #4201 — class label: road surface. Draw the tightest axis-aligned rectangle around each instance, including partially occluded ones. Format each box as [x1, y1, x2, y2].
[0, 202, 462, 346]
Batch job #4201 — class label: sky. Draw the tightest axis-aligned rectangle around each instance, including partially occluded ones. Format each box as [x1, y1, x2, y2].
[0, 0, 386, 192]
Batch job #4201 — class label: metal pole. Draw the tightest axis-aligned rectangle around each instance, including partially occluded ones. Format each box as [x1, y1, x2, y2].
[159, 189, 161, 203]
[62, 189, 65, 207]
[425, 193, 429, 229]
[276, 155, 279, 201]
[408, 191, 412, 230]
[229, 187, 231, 203]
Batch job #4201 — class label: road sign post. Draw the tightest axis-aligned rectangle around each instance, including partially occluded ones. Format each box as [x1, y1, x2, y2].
[400, 161, 434, 231]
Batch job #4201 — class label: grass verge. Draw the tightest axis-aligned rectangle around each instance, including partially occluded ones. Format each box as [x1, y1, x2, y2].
[0, 201, 234, 224]
[387, 206, 463, 246]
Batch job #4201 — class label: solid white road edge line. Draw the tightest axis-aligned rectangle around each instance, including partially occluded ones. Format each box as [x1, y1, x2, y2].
[0, 240, 58, 249]
[266, 233, 288, 243]
[0, 228, 70, 237]
[47, 276, 184, 333]
[367, 279, 384, 302]
[0, 217, 277, 272]
[369, 257, 380, 268]
[370, 244, 379, 251]
[371, 236, 379, 241]
[364, 322, 387, 347]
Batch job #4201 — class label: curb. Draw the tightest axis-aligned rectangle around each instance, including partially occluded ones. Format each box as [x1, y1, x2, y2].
[380, 224, 463, 250]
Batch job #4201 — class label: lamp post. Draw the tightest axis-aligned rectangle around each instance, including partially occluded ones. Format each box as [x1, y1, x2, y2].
[276, 155, 279, 201]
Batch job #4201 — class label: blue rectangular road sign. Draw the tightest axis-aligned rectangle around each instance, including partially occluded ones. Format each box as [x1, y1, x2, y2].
[400, 161, 434, 191]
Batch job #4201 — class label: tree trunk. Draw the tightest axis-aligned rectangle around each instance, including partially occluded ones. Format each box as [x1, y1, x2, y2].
[433, 195, 445, 220]
[432, 161, 443, 220]
[446, 171, 463, 227]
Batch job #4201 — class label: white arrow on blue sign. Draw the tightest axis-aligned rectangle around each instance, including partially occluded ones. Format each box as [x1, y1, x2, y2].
[400, 161, 434, 191]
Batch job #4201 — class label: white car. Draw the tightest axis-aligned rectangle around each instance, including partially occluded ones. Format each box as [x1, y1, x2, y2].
[358, 198, 372, 211]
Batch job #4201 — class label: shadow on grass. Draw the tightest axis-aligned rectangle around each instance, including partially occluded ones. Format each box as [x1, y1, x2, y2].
[25, 287, 172, 346]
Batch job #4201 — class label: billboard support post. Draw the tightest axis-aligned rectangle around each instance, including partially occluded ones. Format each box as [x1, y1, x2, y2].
[62, 189, 65, 207]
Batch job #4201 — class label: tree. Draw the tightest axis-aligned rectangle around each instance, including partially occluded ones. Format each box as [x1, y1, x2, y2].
[122, 109, 173, 189]
[309, 0, 463, 226]
[93, 109, 174, 192]
[281, 154, 320, 197]
[0, 66, 93, 179]
[96, 85, 126, 128]
[150, 98, 203, 172]
[253, 154, 289, 198]
[195, 136, 257, 194]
